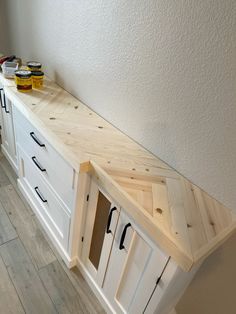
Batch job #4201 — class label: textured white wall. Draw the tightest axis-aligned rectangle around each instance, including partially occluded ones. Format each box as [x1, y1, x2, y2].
[2, 0, 236, 210]
[0, 1, 10, 54]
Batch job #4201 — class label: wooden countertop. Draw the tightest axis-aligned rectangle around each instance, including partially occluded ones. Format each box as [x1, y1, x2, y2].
[1, 74, 236, 271]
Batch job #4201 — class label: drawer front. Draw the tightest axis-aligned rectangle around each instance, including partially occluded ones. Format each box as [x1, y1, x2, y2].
[18, 145, 70, 250]
[13, 107, 75, 212]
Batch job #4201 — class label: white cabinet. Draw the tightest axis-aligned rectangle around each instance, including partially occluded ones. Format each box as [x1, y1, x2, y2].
[13, 107, 75, 212]
[11, 105, 77, 267]
[0, 88, 17, 171]
[17, 145, 71, 251]
[81, 179, 170, 314]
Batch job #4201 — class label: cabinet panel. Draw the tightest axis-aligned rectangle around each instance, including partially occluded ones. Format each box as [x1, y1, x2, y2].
[128, 249, 170, 313]
[102, 211, 135, 313]
[115, 233, 151, 311]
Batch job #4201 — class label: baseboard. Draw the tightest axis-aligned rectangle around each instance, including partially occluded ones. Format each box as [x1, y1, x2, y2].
[17, 178, 77, 268]
[77, 258, 115, 314]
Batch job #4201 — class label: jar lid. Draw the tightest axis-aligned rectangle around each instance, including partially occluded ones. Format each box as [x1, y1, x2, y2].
[15, 70, 32, 78]
[31, 71, 44, 76]
[27, 61, 42, 69]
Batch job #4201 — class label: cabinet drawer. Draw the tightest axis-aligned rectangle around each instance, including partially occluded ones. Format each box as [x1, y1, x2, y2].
[13, 107, 75, 212]
[18, 145, 70, 250]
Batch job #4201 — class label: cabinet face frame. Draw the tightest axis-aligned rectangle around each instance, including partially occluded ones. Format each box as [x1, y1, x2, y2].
[81, 179, 120, 287]
[0, 92, 17, 171]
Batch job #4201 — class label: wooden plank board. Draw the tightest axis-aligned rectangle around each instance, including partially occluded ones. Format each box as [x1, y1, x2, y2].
[0, 185, 56, 269]
[39, 260, 91, 314]
[0, 163, 10, 187]
[5, 82, 171, 175]
[0, 154, 32, 211]
[152, 182, 170, 231]
[0, 153, 18, 188]
[166, 178, 192, 257]
[0, 238, 57, 314]
[181, 179, 208, 254]
[0, 255, 25, 314]
[0, 201, 17, 245]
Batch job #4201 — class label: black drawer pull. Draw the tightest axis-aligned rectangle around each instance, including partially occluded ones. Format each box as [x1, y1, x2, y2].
[4, 94, 9, 113]
[34, 186, 47, 203]
[0, 88, 5, 109]
[119, 223, 131, 250]
[32, 156, 46, 172]
[30, 132, 45, 147]
[106, 207, 117, 234]
[0, 90, 10, 113]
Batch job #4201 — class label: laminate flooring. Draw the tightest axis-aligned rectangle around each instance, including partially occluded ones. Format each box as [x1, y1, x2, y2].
[0, 151, 105, 314]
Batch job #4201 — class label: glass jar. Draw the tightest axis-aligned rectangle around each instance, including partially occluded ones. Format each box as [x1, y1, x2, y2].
[15, 70, 32, 92]
[32, 71, 44, 89]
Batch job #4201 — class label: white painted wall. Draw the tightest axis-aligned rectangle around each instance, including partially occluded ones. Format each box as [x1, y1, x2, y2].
[177, 232, 236, 314]
[0, 1, 10, 54]
[1, 0, 236, 210]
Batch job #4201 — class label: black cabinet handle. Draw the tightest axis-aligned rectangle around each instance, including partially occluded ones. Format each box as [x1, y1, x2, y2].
[4, 94, 9, 113]
[34, 186, 47, 203]
[32, 156, 46, 172]
[30, 132, 45, 147]
[0, 89, 10, 113]
[119, 223, 131, 250]
[106, 207, 117, 234]
[0, 88, 5, 109]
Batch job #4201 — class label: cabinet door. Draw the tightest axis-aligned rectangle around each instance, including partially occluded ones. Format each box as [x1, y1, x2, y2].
[0, 91, 17, 170]
[82, 179, 120, 286]
[103, 210, 169, 314]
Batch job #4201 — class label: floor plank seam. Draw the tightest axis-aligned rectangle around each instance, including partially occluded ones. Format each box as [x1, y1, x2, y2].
[0, 244, 27, 314]
[0, 235, 19, 247]
[37, 268, 60, 314]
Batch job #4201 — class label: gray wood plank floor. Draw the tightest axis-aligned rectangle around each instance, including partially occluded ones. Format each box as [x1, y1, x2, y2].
[0, 152, 105, 314]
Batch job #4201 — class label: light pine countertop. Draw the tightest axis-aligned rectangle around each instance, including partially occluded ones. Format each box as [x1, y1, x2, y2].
[2, 74, 236, 271]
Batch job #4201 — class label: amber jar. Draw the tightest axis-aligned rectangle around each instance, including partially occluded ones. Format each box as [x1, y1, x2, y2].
[31, 71, 44, 89]
[15, 70, 32, 92]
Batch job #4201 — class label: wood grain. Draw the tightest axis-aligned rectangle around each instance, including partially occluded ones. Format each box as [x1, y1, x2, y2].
[0, 201, 17, 245]
[39, 260, 91, 314]
[0, 185, 56, 269]
[88, 161, 236, 271]
[0, 238, 57, 314]
[0, 163, 10, 187]
[0, 255, 25, 314]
